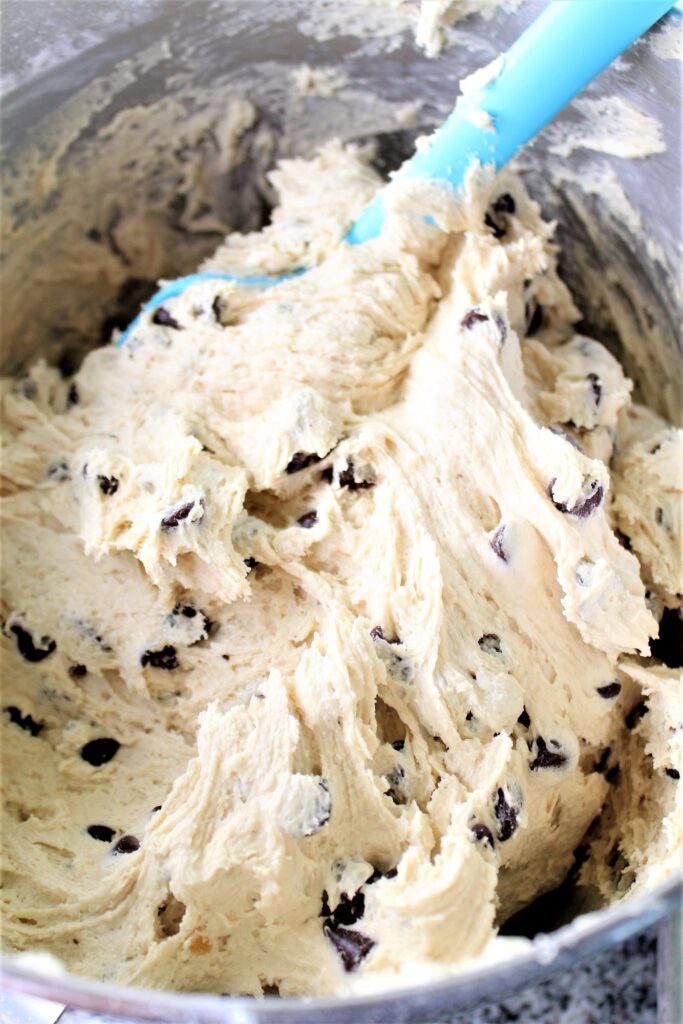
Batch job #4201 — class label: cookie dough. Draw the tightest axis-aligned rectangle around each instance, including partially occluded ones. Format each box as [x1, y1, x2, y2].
[1, 141, 681, 997]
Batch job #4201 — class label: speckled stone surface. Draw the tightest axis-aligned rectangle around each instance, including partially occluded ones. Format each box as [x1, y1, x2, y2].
[0, 928, 659, 1024]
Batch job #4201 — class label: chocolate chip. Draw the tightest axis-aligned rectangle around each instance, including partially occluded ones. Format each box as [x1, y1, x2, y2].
[69, 664, 88, 678]
[152, 307, 181, 330]
[297, 511, 318, 529]
[87, 824, 116, 843]
[391, 739, 405, 751]
[650, 608, 682, 668]
[548, 478, 604, 519]
[597, 680, 621, 699]
[494, 788, 518, 842]
[160, 500, 197, 530]
[517, 708, 531, 729]
[461, 310, 490, 330]
[471, 823, 494, 847]
[244, 557, 259, 571]
[320, 890, 332, 918]
[211, 295, 223, 323]
[490, 525, 509, 563]
[665, 768, 680, 780]
[605, 764, 620, 784]
[327, 890, 365, 928]
[525, 302, 544, 336]
[66, 382, 79, 408]
[594, 746, 611, 773]
[286, 451, 322, 474]
[530, 736, 567, 770]
[370, 626, 400, 644]
[9, 623, 56, 663]
[47, 459, 70, 481]
[478, 633, 502, 655]
[323, 922, 374, 972]
[80, 737, 120, 766]
[385, 765, 406, 805]
[141, 645, 178, 670]
[97, 475, 119, 496]
[625, 701, 649, 730]
[484, 193, 516, 238]
[320, 466, 334, 484]
[365, 867, 397, 885]
[338, 460, 374, 491]
[112, 834, 140, 855]
[4, 705, 44, 737]
[588, 373, 602, 406]
[302, 778, 332, 836]
[181, 606, 196, 618]
[465, 711, 474, 722]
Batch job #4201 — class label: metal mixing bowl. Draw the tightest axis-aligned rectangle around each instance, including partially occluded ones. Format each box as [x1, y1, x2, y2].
[1, 2, 681, 1021]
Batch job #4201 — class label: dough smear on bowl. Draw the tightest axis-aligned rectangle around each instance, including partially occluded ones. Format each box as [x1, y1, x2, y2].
[1, 139, 681, 996]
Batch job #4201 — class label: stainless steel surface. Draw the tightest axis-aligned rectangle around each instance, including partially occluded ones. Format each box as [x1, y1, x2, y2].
[658, 898, 682, 1024]
[1, 1, 681, 1021]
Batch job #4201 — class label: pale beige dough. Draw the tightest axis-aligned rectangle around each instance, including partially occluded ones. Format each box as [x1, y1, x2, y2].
[1, 140, 681, 996]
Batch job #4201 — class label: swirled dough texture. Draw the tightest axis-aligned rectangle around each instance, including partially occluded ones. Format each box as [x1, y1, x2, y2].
[1, 141, 681, 996]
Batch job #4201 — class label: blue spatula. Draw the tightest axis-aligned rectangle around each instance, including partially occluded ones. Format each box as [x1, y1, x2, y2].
[117, 0, 674, 344]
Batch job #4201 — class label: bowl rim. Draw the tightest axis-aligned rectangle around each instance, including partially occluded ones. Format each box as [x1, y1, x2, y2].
[1, 871, 681, 1021]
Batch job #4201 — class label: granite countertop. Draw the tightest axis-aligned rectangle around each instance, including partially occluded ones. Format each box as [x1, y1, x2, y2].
[1, 928, 659, 1024]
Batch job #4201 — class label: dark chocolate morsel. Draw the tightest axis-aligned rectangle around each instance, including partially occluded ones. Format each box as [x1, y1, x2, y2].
[484, 193, 516, 238]
[517, 708, 531, 729]
[112, 834, 140, 855]
[152, 307, 182, 330]
[338, 460, 374, 491]
[665, 768, 680, 780]
[244, 557, 259, 571]
[478, 633, 502, 655]
[141, 645, 178, 670]
[69, 664, 88, 678]
[297, 511, 318, 529]
[530, 736, 567, 770]
[47, 459, 70, 481]
[160, 500, 197, 530]
[461, 310, 490, 330]
[323, 922, 375, 972]
[490, 525, 509, 563]
[650, 608, 682, 669]
[594, 746, 611, 773]
[494, 788, 518, 842]
[97, 475, 119, 496]
[548, 478, 604, 519]
[4, 705, 44, 737]
[320, 466, 334, 484]
[328, 890, 366, 929]
[87, 824, 116, 843]
[391, 739, 405, 751]
[526, 302, 544, 336]
[596, 680, 622, 700]
[9, 623, 56, 663]
[80, 737, 120, 766]
[471, 823, 494, 847]
[66, 382, 80, 408]
[286, 451, 322, 474]
[625, 701, 649, 730]
[587, 373, 602, 406]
